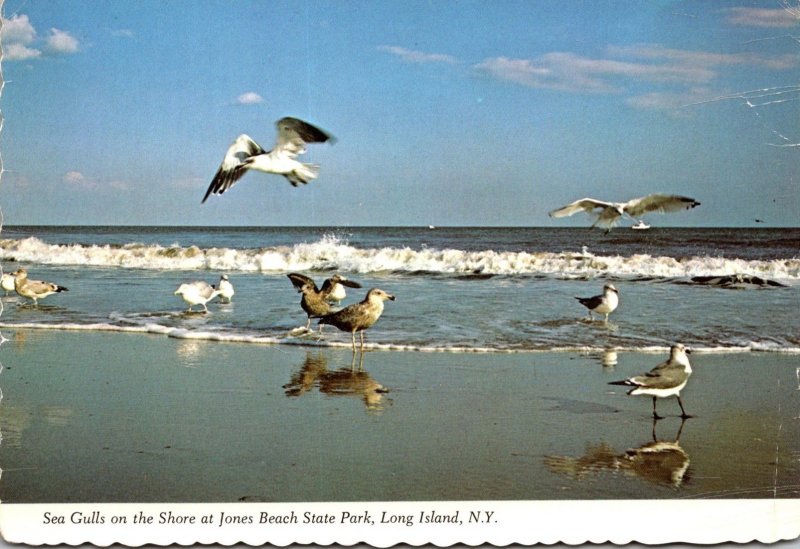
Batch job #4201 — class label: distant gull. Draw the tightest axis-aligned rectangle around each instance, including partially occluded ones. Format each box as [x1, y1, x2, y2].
[1, 273, 16, 296]
[217, 274, 235, 303]
[288, 273, 362, 304]
[609, 343, 693, 419]
[549, 194, 700, 232]
[202, 117, 335, 203]
[319, 288, 395, 352]
[174, 281, 221, 313]
[575, 283, 619, 322]
[12, 268, 69, 304]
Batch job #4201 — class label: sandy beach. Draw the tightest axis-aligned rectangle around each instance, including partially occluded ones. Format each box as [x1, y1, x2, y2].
[0, 328, 797, 503]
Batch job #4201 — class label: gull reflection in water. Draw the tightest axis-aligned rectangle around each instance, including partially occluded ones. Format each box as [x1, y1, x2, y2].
[545, 418, 691, 488]
[283, 351, 390, 412]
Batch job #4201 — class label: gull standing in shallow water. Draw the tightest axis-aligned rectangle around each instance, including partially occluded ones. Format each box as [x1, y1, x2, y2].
[1, 272, 16, 296]
[202, 117, 335, 203]
[549, 194, 700, 232]
[216, 274, 235, 303]
[319, 288, 395, 352]
[174, 281, 221, 313]
[12, 268, 69, 304]
[575, 283, 619, 321]
[609, 344, 694, 419]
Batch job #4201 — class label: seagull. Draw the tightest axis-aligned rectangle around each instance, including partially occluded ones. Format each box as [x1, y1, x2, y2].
[12, 268, 69, 304]
[202, 117, 335, 203]
[174, 281, 222, 312]
[287, 272, 362, 304]
[609, 344, 693, 419]
[318, 288, 395, 352]
[216, 274, 235, 303]
[1, 272, 16, 296]
[549, 194, 700, 232]
[293, 281, 335, 333]
[575, 283, 619, 321]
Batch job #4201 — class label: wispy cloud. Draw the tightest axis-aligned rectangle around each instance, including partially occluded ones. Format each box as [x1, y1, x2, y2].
[609, 44, 798, 70]
[1, 14, 80, 61]
[111, 29, 134, 39]
[235, 92, 264, 106]
[378, 45, 458, 64]
[725, 7, 799, 28]
[63, 171, 129, 191]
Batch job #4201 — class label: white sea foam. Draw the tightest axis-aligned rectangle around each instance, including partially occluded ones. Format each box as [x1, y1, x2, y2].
[0, 236, 797, 281]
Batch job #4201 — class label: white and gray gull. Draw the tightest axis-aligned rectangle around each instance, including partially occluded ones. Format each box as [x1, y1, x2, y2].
[609, 343, 693, 419]
[318, 288, 395, 352]
[202, 117, 335, 203]
[216, 274, 235, 303]
[174, 281, 222, 312]
[549, 193, 700, 232]
[575, 283, 619, 322]
[12, 268, 69, 304]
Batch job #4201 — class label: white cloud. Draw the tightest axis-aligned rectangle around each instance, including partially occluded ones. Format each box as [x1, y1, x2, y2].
[1, 14, 80, 61]
[378, 45, 458, 64]
[235, 92, 264, 105]
[63, 171, 86, 184]
[45, 28, 80, 55]
[725, 7, 799, 28]
[609, 44, 798, 71]
[625, 87, 717, 111]
[63, 171, 129, 191]
[111, 29, 134, 38]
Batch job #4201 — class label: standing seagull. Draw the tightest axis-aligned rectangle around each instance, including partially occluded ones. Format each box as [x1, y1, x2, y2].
[287, 273, 362, 304]
[575, 283, 619, 321]
[202, 117, 335, 203]
[1, 272, 16, 296]
[174, 281, 221, 313]
[549, 194, 700, 232]
[609, 344, 693, 419]
[12, 268, 69, 304]
[293, 282, 335, 333]
[216, 274, 235, 303]
[319, 288, 395, 352]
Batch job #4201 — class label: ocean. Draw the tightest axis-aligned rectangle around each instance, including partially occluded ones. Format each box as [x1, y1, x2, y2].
[0, 225, 797, 354]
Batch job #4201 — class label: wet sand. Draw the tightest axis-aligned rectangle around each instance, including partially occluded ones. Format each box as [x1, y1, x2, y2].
[0, 329, 797, 503]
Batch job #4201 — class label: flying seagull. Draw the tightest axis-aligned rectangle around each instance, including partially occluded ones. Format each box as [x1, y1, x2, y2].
[549, 194, 700, 232]
[174, 280, 222, 313]
[575, 283, 619, 322]
[287, 273, 362, 304]
[202, 117, 335, 203]
[609, 343, 693, 419]
[319, 288, 395, 352]
[11, 268, 69, 304]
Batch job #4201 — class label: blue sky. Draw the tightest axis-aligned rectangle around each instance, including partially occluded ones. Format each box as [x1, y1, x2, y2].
[1, 1, 798, 226]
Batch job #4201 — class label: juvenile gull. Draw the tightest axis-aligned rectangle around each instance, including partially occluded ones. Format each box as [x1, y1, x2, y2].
[549, 194, 700, 232]
[12, 268, 69, 304]
[575, 283, 619, 321]
[293, 281, 335, 332]
[217, 274, 235, 303]
[609, 343, 693, 419]
[202, 117, 335, 203]
[1, 273, 16, 296]
[318, 288, 395, 352]
[288, 272, 362, 304]
[174, 281, 221, 313]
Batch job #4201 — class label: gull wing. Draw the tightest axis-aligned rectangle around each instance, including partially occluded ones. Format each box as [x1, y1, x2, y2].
[287, 273, 319, 292]
[275, 117, 335, 157]
[202, 135, 266, 203]
[623, 194, 700, 217]
[548, 198, 614, 218]
[322, 277, 362, 292]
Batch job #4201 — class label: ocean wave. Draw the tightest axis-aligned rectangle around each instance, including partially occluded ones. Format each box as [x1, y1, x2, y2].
[1, 321, 798, 354]
[0, 235, 798, 281]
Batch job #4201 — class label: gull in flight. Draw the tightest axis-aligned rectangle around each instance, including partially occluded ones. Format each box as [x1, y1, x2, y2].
[609, 343, 693, 419]
[202, 117, 335, 203]
[174, 281, 222, 313]
[11, 268, 69, 304]
[319, 288, 395, 352]
[549, 194, 700, 232]
[575, 283, 619, 322]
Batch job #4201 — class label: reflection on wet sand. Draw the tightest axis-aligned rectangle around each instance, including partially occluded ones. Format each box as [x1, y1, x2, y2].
[545, 419, 691, 488]
[283, 351, 390, 412]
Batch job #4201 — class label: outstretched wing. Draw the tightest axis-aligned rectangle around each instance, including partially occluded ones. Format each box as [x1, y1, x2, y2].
[274, 117, 335, 158]
[549, 198, 614, 218]
[623, 194, 700, 217]
[202, 135, 266, 203]
[287, 273, 318, 292]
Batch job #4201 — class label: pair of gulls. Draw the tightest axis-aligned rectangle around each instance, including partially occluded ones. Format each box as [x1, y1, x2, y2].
[2, 268, 69, 304]
[287, 273, 395, 352]
[174, 274, 234, 312]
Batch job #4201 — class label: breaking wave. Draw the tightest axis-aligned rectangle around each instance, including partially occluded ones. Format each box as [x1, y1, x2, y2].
[0, 235, 798, 282]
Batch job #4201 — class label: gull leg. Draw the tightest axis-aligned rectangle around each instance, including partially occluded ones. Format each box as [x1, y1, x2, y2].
[360, 331, 365, 352]
[677, 396, 693, 419]
[652, 397, 663, 420]
[305, 317, 311, 331]
[350, 332, 356, 353]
